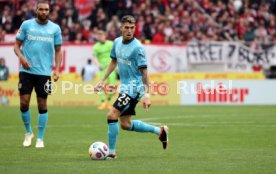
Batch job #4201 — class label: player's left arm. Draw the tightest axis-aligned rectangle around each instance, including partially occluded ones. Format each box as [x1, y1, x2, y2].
[53, 45, 62, 82]
[92, 47, 101, 69]
[140, 67, 151, 111]
[53, 26, 62, 82]
[137, 46, 151, 111]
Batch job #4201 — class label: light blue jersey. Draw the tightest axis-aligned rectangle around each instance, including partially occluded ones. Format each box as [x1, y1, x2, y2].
[16, 19, 62, 76]
[110, 37, 147, 100]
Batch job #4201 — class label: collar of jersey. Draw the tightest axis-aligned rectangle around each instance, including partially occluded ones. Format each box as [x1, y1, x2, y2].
[122, 37, 134, 45]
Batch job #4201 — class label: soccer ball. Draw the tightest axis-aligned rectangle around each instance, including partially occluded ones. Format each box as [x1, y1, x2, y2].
[88, 141, 109, 160]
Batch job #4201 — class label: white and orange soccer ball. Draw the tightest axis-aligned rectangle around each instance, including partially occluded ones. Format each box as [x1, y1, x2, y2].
[89, 142, 109, 160]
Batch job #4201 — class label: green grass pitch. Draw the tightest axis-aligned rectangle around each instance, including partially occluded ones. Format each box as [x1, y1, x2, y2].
[0, 106, 276, 174]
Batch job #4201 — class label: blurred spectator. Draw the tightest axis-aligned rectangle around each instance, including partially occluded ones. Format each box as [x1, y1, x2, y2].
[152, 21, 166, 43]
[0, 60, 9, 106]
[81, 59, 98, 82]
[243, 23, 255, 44]
[0, 0, 275, 44]
[106, 15, 120, 35]
[0, 26, 4, 42]
[1, 94, 9, 106]
[266, 66, 276, 79]
[0, 57, 9, 81]
[12, 10, 24, 30]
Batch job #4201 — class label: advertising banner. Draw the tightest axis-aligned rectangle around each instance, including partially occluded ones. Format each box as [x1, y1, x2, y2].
[2, 42, 275, 74]
[187, 42, 276, 71]
[0, 44, 187, 74]
[179, 80, 276, 105]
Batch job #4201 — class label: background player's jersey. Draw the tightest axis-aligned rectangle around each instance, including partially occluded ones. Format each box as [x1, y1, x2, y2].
[110, 36, 147, 99]
[16, 19, 62, 76]
[93, 40, 113, 70]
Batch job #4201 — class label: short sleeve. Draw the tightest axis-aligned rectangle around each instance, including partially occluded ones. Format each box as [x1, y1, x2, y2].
[54, 26, 62, 46]
[16, 22, 27, 41]
[110, 42, 116, 59]
[136, 47, 147, 69]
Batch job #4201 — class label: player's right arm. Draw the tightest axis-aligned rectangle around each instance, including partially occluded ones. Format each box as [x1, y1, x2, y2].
[94, 58, 117, 92]
[14, 39, 31, 70]
[92, 45, 101, 70]
[14, 21, 31, 70]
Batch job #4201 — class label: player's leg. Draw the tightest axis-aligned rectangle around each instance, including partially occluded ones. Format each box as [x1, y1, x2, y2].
[120, 115, 160, 134]
[120, 116, 169, 149]
[18, 72, 34, 147]
[20, 94, 34, 147]
[20, 95, 32, 133]
[35, 97, 48, 148]
[98, 70, 107, 110]
[106, 107, 120, 158]
[34, 75, 50, 148]
[119, 98, 169, 149]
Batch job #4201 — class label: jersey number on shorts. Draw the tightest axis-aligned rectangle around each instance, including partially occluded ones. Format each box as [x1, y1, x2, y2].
[118, 93, 131, 107]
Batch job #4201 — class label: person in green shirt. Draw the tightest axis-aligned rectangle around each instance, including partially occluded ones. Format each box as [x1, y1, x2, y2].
[93, 30, 117, 110]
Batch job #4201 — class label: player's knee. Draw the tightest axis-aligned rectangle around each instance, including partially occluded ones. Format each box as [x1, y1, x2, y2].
[37, 98, 47, 110]
[120, 122, 131, 130]
[38, 105, 47, 111]
[37, 103, 47, 110]
[107, 112, 114, 120]
[20, 101, 29, 111]
[106, 109, 119, 120]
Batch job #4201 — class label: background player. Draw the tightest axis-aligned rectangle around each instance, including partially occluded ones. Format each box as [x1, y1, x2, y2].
[94, 15, 168, 159]
[14, 0, 62, 148]
[81, 58, 98, 82]
[93, 30, 117, 110]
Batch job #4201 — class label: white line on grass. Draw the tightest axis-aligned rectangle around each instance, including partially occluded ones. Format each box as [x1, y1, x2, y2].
[140, 115, 210, 121]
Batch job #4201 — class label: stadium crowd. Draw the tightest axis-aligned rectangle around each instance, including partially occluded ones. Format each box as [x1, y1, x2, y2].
[0, 0, 275, 45]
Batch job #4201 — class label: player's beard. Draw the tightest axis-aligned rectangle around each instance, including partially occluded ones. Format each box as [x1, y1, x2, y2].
[37, 14, 49, 23]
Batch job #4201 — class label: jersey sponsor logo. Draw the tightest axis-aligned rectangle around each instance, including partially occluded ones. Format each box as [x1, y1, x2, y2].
[117, 58, 131, 66]
[27, 34, 53, 43]
[116, 49, 130, 58]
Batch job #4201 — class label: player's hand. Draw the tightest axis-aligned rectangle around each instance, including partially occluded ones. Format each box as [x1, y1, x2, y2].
[19, 56, 31, 70]
[143, 94, 151, 111]
[94, 80, 104, 93]
[53, 71, 59, 82]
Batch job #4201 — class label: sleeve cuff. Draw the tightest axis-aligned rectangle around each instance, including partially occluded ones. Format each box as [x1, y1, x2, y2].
[138, 65, 147, 69]
[16, 38, 24, 41]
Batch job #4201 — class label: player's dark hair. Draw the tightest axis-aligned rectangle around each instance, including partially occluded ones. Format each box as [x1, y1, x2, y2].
[37, 0, 50, 6]
[87, 59, 92, 64]
[121, 15, 136, 24]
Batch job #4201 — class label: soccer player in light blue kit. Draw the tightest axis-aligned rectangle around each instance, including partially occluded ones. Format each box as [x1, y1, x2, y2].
[14, 1, 62, 148]
[95, 15, 169, 159]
